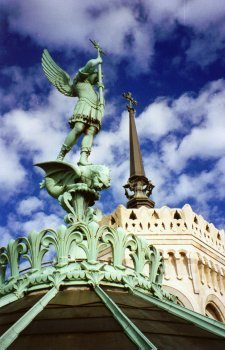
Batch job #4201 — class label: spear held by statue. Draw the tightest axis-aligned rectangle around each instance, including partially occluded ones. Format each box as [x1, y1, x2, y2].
[89, 39, 106, 108]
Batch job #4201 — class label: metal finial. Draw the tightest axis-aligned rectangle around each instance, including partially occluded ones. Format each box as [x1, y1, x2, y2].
[122, 92, 138, 109]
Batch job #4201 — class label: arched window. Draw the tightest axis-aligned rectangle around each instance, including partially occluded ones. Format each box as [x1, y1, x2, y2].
[205, 303, 223, 322]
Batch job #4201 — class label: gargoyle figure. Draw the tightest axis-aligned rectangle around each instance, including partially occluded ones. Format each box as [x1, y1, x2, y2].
[36, 161, 110, 199]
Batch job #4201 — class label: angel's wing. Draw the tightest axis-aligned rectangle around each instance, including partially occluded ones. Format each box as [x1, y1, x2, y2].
[42, 49, 76, 97]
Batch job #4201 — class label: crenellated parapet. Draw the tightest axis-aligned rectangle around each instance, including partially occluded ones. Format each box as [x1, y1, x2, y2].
[101, 204, 225, 256]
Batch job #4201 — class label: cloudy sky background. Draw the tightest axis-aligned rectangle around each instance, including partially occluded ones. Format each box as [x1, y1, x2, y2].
[1, 0, 225, 244]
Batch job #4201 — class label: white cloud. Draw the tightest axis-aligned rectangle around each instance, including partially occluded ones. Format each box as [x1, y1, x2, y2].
[0, 88, 76, 196]
[90, 110, 129, 165]
[138, 1, 225, 68]
[21, 212, 62, 234]
[0, 227, 13, 247]
[3, 0, 154, 71]
[177, 1, 225, 29]
[5, 211, 62, 237]
[0, 138, 27, 193]
[161, 79, 225, 170]
[146, 0, 225, 29]
[2, 0, 225, 70]
[17, 196, 44, 216]
[137, 99, 181, 140]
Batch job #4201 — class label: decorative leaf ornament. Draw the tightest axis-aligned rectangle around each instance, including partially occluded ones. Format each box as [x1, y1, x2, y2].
[0, 221, 176, 304]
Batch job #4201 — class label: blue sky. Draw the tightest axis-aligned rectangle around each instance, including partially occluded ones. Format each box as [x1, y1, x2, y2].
[1, 0, 225, 244]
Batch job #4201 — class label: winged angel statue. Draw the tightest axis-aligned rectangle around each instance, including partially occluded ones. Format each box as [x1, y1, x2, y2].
[42, 44, 104, 165]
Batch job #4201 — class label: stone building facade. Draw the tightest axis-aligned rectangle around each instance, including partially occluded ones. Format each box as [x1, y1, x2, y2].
[101, 203, 225, 322]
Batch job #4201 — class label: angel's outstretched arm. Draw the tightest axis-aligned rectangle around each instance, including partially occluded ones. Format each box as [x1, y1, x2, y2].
[81, 56, 102, 74]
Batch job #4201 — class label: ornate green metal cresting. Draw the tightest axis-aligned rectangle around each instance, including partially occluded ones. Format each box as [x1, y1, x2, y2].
[0, 221, 176, 302]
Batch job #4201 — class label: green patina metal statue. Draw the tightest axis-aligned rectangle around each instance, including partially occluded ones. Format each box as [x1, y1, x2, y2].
[36, 41, 110, 223]
[42, 40, 105, 165]
[37, 41, 109, 223]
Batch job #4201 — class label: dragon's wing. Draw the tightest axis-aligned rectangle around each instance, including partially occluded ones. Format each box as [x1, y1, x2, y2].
[42, 49, 76, 97]
[35, 161, 81, 198]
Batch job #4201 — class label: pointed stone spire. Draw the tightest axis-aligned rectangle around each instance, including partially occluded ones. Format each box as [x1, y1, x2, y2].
[122, 92, 155, 209]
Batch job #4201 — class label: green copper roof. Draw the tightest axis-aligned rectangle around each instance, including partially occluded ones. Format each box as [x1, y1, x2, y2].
[0, 286, 225, 350]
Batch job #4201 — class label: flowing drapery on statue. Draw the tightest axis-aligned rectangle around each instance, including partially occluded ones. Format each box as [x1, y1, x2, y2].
[41, 42, 104, 165]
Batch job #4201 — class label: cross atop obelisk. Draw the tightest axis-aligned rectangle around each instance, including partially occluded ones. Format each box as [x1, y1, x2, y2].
[122, 91, 137, 109]
[123, 92, 155, 209]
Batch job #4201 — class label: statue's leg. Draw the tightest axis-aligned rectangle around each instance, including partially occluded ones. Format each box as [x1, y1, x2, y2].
[78, 125, 98, 166]
[57, 122, 85, 161]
